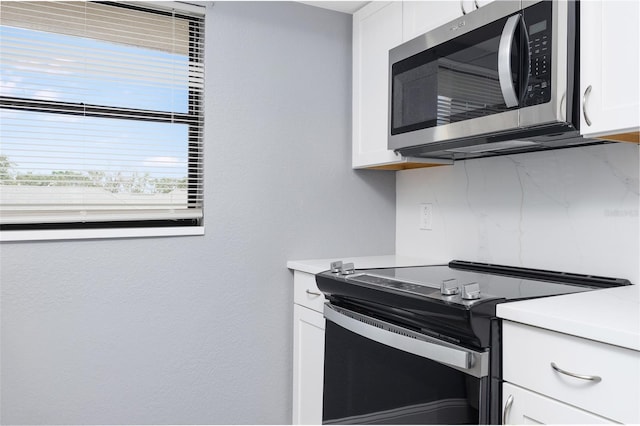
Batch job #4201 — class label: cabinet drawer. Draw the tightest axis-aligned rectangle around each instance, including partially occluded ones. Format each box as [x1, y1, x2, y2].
[293, 270, 326, 313]
[502, 382, 612, 424]
[503, 321, 640, 423]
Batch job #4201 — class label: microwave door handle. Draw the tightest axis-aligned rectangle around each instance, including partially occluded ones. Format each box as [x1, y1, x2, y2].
[498, 14, 521, 108]
[520, 17, 531, 102]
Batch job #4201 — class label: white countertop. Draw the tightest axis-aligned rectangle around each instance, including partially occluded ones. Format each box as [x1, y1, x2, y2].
[497, 284, 640, 351]
[287, 254, 443, 275]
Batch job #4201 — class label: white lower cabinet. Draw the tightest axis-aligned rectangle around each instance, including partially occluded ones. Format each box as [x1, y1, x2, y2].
[292, 271, 325, 425]
[502, 383, 612, 424]
[502, 321, 640, 424]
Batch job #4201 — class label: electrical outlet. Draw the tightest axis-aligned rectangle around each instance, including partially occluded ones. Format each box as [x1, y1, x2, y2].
[419, 203, 433, 230]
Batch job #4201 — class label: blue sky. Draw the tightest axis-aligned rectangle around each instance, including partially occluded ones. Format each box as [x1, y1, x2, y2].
[0, 25, 191, 179]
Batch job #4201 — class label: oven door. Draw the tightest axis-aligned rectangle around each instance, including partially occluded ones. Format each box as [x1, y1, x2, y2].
[322, 303, 490, 425]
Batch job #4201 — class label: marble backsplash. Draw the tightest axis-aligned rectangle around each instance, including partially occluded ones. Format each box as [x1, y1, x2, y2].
[396, 142, 640, 283]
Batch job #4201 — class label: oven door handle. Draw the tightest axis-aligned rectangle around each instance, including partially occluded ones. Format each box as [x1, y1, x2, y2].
[324, 303, 488, 378]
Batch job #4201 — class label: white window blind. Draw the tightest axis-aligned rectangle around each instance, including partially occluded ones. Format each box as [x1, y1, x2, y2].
[0, 1, 205, 229]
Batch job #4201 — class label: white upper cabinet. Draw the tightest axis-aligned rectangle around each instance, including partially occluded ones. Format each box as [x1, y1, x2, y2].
[352, 2, 452, 170]
[472, 0, 494, 10]
[404, 0, 496, 41]
[352, 2, 403, 169]
[580, 0, 640, 142]
[402, 1, 461, 42]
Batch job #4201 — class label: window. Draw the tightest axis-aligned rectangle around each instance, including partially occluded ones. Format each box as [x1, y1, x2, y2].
[0, 1, 205, 232]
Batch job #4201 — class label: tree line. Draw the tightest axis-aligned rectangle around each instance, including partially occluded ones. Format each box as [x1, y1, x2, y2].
[0, 155, 187, 194]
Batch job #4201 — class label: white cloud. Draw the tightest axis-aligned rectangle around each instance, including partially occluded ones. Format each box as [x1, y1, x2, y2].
[33, 90, 61, 101]
[0, 80, 20, 96]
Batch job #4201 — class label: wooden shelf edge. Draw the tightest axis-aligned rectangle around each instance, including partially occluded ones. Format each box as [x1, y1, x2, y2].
[595, 131, 640, 144]
[366, 162, 451, 171]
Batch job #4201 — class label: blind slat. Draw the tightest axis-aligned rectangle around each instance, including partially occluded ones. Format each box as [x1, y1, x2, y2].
[0, 209, 204, 225]
[0, 2, 193, 54]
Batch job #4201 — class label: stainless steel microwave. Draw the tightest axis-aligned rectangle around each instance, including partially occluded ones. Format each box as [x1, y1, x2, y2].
[389, 0, 602, 160]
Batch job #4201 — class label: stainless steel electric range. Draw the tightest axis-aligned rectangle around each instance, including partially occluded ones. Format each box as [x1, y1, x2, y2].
[316, 260, 631, 425]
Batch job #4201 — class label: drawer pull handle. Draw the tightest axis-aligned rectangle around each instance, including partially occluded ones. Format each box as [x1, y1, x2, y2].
[502, 394, 514, 424]
[550, 362, 602, 382]
[305, 289, 322, 297]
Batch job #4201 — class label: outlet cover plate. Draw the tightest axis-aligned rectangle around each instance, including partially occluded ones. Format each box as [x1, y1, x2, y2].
[419, 203, 433, 230]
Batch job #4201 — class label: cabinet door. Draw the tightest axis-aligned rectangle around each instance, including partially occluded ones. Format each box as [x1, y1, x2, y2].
[580, 0, 640, 140]
[352, 2, 403, 169]
[292, 304, 325, 425]
[402, 1, 461, 42]
[502, 383, 613, 424]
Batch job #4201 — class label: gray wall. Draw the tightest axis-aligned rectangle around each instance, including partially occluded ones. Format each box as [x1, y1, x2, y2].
[0, 2, 396, 424]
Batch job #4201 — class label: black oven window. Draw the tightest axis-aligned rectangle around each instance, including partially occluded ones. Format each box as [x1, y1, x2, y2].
[323, 320, 483, 425]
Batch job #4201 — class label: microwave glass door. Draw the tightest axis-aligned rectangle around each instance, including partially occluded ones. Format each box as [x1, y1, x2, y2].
[391, 14, 528, 136]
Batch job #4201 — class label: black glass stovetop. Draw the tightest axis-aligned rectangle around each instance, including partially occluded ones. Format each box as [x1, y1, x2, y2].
[316, 260, 631, 348]
[348, 262, 628, 304]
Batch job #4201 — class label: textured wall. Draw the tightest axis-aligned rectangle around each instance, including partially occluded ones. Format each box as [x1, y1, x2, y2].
[396, 143, 640, 283]
[0, 3, 397, 424]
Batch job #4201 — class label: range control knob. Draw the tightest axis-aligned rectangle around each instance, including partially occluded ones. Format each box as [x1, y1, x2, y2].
[340, 262, 355, 275]
[461, 282, 481, 300]
[441, 279, 459, 296]
[330, 260, 343, 273]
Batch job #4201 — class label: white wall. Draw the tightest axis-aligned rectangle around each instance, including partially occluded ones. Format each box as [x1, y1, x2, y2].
[396, 143, 640, 283]
[0, 3, 397, 424]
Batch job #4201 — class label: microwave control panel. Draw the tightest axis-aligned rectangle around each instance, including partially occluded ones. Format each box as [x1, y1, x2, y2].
[523, 7, 552, 107]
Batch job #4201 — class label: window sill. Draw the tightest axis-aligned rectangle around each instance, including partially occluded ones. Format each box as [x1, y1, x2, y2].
[0, 226, 205, 242]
